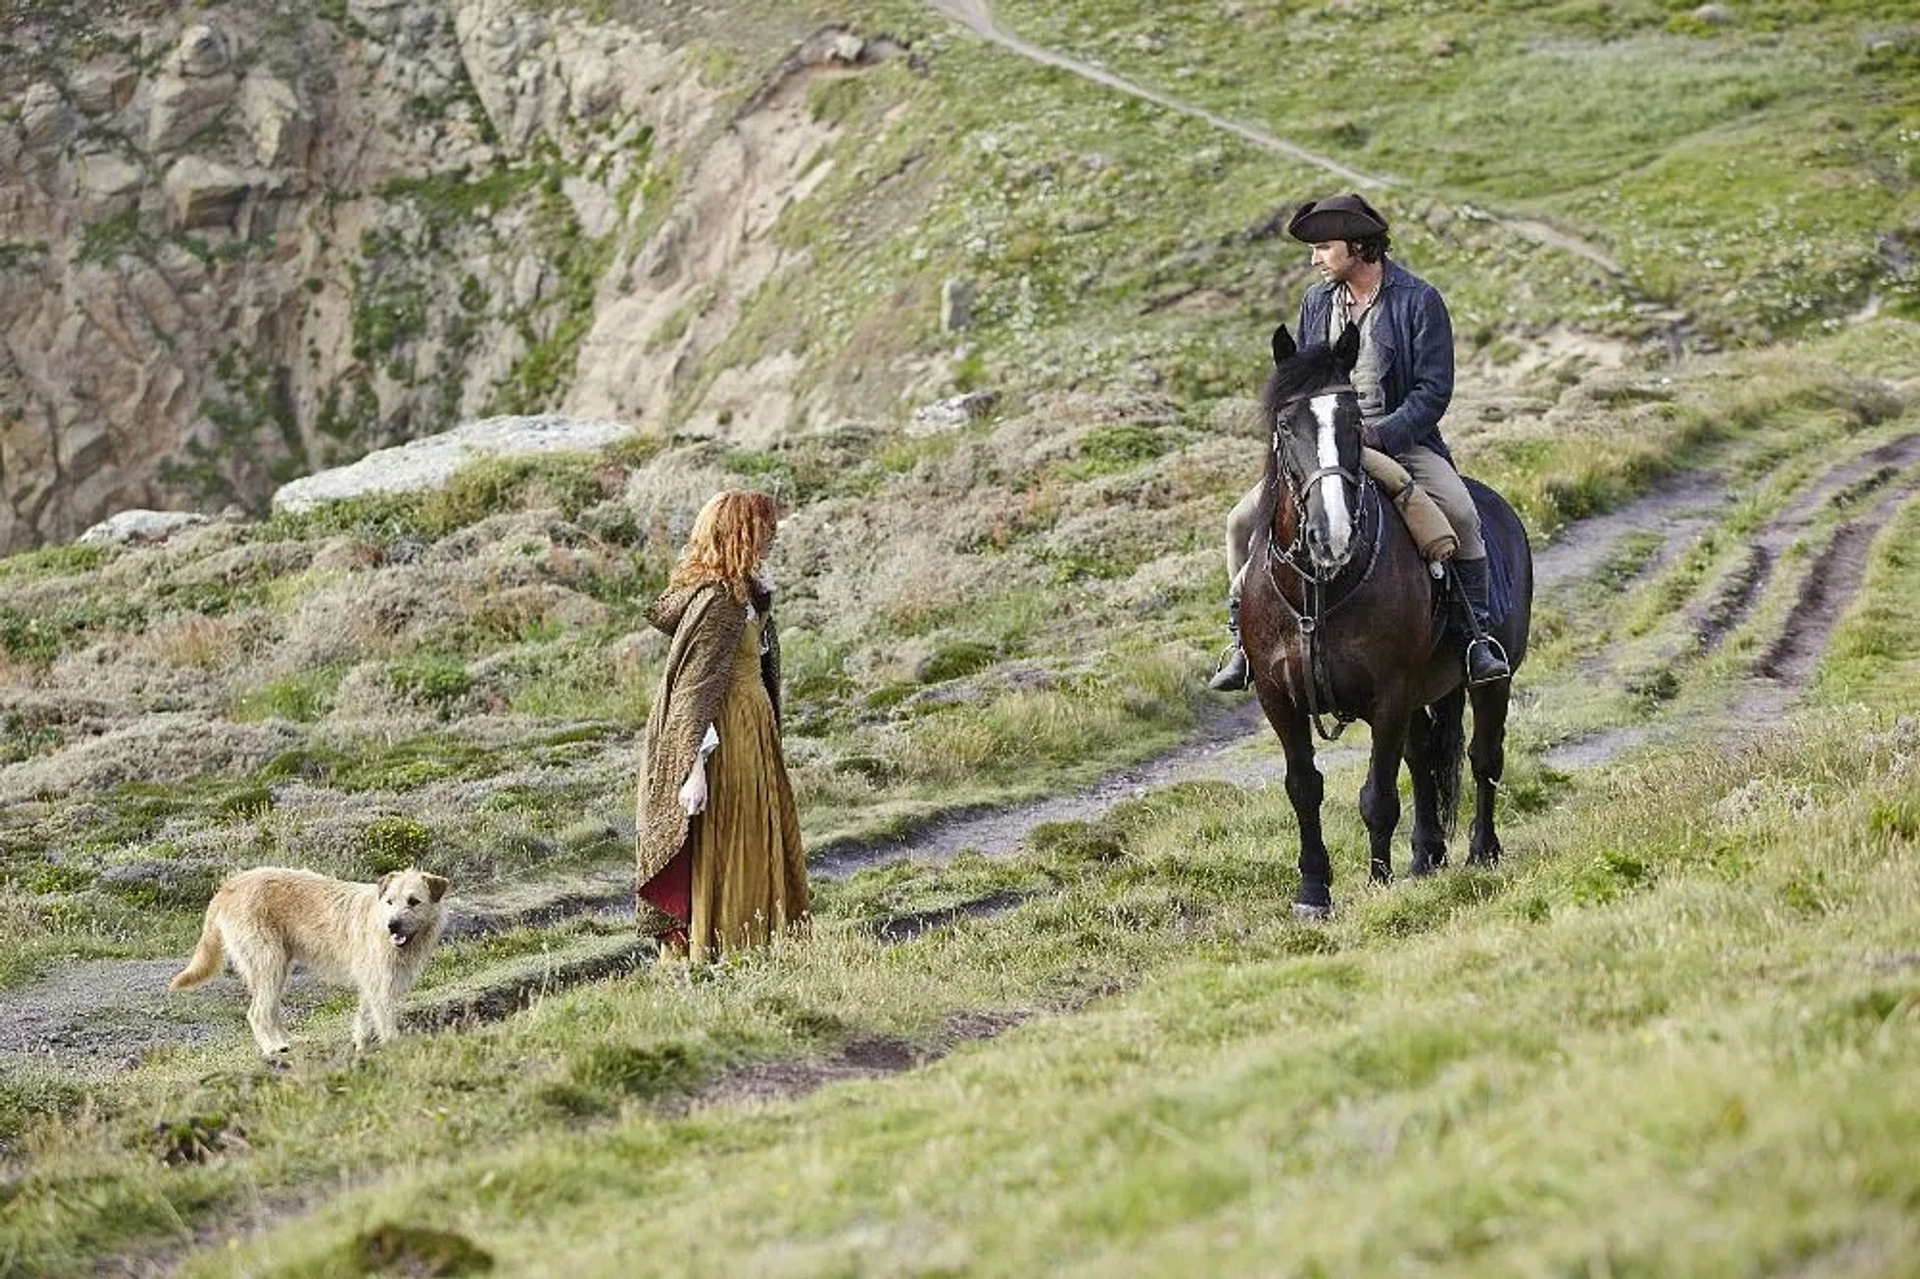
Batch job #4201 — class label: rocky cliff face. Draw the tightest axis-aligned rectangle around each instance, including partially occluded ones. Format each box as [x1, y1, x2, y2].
[0, 0, 893, 552]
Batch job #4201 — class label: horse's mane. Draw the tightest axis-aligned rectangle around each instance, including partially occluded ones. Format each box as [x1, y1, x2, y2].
[1258, 341, 1345, 423]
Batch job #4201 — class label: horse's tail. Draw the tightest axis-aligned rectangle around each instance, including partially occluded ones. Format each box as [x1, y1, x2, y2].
[1427, 686, 1467, 841]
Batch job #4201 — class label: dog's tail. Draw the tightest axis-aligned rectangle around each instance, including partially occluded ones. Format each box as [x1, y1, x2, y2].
[170, 921, 224, 990]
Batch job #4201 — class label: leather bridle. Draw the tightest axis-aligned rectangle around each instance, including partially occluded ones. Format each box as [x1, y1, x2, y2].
[1259, 381, 1382, 740]
[1268, 382, 1366, 578]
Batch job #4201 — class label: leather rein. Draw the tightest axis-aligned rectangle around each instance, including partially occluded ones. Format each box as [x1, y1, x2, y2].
[1257, 384, 1386, 741]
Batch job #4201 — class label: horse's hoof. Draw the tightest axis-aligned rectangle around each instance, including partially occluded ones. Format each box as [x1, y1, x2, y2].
[1292, 878, 1333, 920]
[1369, 861, 1393, 886]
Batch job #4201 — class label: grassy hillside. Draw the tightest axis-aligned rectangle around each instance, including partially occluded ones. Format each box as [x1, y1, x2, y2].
[0, 350, 1915, 1270]
[169, 706, 1920, 1277]
[0, 0, 1917, 1274]
[986, 0, 1917, 345]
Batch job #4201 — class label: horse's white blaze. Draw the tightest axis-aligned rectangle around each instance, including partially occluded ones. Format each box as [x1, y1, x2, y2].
[1311, 395, 1351, 559]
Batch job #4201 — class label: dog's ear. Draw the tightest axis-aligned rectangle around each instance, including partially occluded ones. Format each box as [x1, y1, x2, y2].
[425, 874, 452, 903]
[376, 871, 397, 897]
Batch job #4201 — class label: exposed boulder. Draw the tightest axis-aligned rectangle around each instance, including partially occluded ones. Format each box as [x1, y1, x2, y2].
[271, 415, 642, 513]
[238, 72, 308, 169]
[20, 82, 74, 150]
[147, 72, 239, 153]
[146, 23, 242, 152]
[941, 278, 975, 332]
[452, 0, 552, 151]
[908, 391, 997, 437]
[77, 510, 218, 545]
[162, 157, 251, 230]
[174, 23, 237, 78]
[67, 62, 140, 116]
[77, 153, 146, 218]
[349, 0, 431, 42]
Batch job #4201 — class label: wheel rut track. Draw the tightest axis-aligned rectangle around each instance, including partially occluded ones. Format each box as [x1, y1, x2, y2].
[1756, 475, 1917, 685]
[1734, 438, 1920, 670]
[1541, 430, 1919, 767]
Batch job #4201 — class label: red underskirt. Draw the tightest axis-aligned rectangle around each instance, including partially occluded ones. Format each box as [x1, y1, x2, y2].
[639, 841, 692, 944]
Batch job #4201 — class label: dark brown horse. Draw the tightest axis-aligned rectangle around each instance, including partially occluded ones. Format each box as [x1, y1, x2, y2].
[1240, 324, 1533, 917]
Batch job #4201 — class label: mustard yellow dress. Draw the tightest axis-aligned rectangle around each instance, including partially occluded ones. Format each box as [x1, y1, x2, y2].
[683, 615, 809, 962]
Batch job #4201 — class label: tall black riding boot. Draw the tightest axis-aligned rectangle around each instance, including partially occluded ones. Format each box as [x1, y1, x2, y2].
[1452, 557, 1511, 685]
[1208, 594, 1250, 692]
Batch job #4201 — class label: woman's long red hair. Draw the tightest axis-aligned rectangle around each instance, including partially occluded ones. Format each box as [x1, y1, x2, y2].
[669, 490, 777, 602]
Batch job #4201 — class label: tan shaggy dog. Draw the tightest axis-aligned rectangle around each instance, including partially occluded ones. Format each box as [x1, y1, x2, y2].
[170, 867, 452, 1056]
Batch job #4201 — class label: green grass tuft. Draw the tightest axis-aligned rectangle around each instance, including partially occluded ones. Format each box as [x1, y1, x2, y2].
[361, 817, 433, 874]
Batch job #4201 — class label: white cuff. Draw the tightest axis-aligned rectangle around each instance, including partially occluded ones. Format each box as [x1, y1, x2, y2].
[682, 725, 720, 795]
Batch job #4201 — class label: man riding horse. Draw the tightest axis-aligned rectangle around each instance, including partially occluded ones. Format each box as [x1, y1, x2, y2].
[1211, 192, 1510, 692]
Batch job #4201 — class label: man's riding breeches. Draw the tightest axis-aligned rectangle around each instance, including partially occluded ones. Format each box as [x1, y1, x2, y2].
[1400, 446, 1486, 561]
[1225, 483, 1265, 583]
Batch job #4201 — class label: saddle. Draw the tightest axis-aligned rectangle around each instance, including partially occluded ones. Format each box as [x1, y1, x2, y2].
[1360, 448, 1457, 566]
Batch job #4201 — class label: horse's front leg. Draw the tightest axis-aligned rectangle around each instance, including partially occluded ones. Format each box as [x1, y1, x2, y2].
[1404, 685, 1466, 876]
[1466, 681, 1511, 865]
[1359, 706, 1410, 884]
[1266, 707, 1332, 919]
[1402, 703, 1445, 876]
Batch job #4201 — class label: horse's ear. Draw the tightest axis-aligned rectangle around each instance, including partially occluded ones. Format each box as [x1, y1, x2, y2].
[1332, 320, 1361, 375]
[1271, 324, 1296, 366]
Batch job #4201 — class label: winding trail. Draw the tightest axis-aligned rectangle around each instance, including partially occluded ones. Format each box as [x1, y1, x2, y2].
[811, 700, 1288, 875]
[923, 0, 1627, 278]
[926, 0, 1374, 188]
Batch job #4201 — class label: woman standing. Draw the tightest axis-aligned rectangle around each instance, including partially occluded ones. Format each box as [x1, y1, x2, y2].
[636, 490, 809, 961]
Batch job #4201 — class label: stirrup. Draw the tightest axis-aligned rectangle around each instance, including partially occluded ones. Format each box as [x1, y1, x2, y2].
[1209, 645, 1251, 692]
[1465, 635, 1510, 686]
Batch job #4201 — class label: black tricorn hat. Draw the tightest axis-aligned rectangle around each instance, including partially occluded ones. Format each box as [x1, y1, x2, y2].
[1287, 192, 1389, 244]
